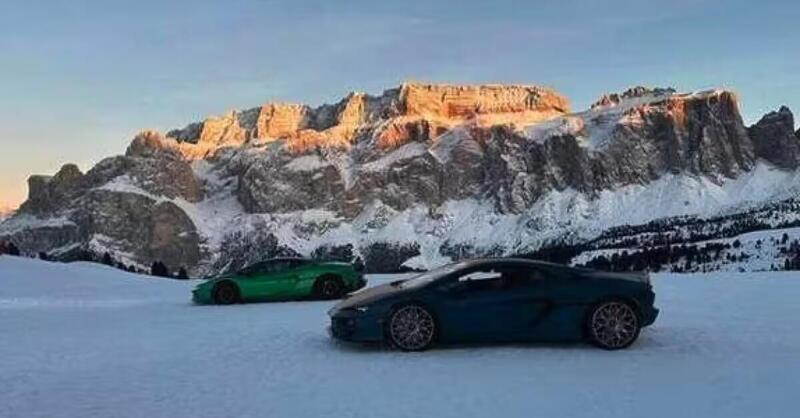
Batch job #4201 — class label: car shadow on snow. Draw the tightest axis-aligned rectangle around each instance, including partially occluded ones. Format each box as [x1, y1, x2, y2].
[324, 328, 668, 354]
[327, 338, 605, 354]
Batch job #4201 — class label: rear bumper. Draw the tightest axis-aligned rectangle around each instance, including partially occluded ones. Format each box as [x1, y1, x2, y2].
[351, 276, 368, 292]
[641, 306, 659, 327]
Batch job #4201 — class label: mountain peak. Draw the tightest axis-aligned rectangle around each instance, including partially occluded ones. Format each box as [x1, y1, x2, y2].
[591, 86, 677, 110]
[748, 105, 800, 169]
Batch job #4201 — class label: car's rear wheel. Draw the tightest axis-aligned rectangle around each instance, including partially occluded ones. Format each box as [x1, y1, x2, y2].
[387, 304, 436, 351]
[587, 300, 640, 350]
[213, 281, 240, 305]
[313, 275, 345, 300]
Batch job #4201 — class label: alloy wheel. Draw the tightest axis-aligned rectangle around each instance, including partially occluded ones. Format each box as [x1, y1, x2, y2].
[389, 305, 435, 351]
[214, 282, 238, 305]
[590, 301, 639, 349]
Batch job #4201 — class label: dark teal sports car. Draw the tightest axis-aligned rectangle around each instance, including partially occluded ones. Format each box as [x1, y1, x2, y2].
[329, 258, 658, 351]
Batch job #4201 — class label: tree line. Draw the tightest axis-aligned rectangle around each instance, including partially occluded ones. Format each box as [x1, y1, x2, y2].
[0, 240, 190, 279]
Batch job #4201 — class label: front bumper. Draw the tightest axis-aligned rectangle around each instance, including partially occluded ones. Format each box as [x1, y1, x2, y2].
[191, 285, 213, 304]
[328, 309, 384, 342]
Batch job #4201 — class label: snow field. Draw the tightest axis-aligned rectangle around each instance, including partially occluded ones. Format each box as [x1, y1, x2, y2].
[1, 256, 799, 418]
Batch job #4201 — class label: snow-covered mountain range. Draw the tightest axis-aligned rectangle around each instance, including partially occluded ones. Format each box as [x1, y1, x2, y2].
[2, 83, 800, 275]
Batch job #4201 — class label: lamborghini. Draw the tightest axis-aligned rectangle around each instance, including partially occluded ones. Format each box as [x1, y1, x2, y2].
[193, 258, 366, 304]
[328, 258, 658, 350]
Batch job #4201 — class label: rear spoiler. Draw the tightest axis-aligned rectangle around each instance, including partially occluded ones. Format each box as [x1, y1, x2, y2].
[631, 271, 650, 285]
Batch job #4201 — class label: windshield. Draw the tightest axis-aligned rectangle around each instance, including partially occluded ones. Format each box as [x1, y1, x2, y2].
[399, 261, 473, 289]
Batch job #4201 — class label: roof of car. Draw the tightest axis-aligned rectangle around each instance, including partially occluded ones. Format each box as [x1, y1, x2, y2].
[467, 257, 649, 283]
[457, 257, 564, 269]
[252, 257, 308, 264]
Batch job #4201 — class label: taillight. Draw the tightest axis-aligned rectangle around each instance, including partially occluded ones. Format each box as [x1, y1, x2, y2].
[354, 262, 365, 272]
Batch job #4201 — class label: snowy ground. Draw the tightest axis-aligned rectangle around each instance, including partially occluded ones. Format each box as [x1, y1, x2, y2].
[1, 256, 799, 418]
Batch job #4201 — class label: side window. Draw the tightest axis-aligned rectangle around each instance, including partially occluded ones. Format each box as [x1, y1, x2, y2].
[500, 267, 547, 288]
[269, 261, 289, 273]
[252, 261, 279, 275]
[445, 265, 550, 293]
[239, 263, 264, 276]
[455, 269, 505, 292]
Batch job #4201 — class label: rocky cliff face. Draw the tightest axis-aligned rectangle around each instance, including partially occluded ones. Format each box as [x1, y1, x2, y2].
[2, 83, 799, 275]
[166, 83, 568, 149]
[747, 106, 800, 169]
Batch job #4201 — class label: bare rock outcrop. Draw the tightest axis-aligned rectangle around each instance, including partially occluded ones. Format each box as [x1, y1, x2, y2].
[20, 164, 85, 214]
[399, 83, 568, 118]
[229, 87, 755, 216]
[126, 130, 182, 158]
[748, 106, 800, 169]
[4, 130, 204, 272]
[256, 104, 312, 138]
[591, 86, 676, 109]
[76, 190, 201, 270]
[165, 83, 570, 155]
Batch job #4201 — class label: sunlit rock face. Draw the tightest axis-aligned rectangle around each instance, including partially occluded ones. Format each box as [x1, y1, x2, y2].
[2, 83, 799, 275]
[604, 89, 754, 179]
[165, 83, 570, 153]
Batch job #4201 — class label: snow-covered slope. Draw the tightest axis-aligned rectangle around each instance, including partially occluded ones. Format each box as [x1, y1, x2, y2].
[0, 205, 15, 223]
[573, 226, 800, 272]
[1, 256, 799, 418]
[192, 160, 800, 272]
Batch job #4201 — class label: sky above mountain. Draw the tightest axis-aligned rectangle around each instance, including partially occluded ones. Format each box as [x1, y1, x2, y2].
[0, 0, 798, 208]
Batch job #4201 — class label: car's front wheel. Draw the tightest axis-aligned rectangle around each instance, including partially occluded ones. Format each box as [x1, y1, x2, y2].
[387, 304, 436, 351]
[213, 281, 240, 305]
[587, 300, 641, 350]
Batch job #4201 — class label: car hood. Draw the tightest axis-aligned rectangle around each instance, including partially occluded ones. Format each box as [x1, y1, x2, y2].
[333, 281, 406, 310]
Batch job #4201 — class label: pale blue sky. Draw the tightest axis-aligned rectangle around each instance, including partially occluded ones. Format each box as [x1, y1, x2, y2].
[1, 0, 798, 207]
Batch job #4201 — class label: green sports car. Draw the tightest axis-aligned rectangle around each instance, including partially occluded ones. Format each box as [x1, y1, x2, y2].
[192, 258, 366, 305]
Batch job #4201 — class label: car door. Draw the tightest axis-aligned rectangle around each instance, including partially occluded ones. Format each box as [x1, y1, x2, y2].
[279, 259, 307, 296]
[499, 266, 555, 341]
[248, 261, 297, 300]
[435, 264, 550, 342]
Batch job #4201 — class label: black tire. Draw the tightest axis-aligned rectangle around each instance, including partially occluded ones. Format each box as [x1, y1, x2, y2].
[385, 304, 436, 352]
[213, 281, 240, 305]
[313, 275, 345, 300]
[586, 299, 641, 350]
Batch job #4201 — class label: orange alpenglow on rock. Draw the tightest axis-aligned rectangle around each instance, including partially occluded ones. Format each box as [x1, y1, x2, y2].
[162, 82, 571, 157]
